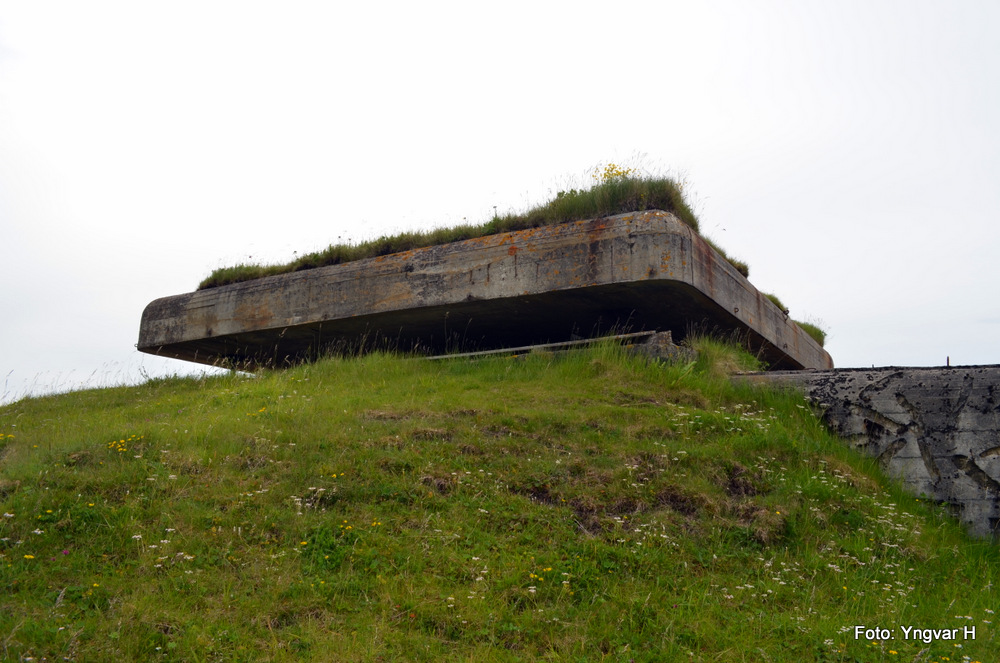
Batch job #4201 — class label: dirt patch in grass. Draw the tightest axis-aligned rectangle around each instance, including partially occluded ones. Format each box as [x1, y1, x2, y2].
[655, 485, 704, 517]
[409, 428, 452, 441]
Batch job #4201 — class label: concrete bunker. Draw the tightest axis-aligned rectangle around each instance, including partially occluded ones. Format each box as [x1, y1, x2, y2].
[137, 211, 833, 371]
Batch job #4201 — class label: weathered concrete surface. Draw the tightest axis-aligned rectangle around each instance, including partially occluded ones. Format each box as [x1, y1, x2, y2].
[138, 211, 832, 370]
[744, 366, 1000, 539]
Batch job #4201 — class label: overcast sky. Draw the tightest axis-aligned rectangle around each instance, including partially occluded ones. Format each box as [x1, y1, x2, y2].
[2, 1, 999, 404]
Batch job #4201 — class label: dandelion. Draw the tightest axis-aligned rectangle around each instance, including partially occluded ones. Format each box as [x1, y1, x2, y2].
[23, 555, 34, 559]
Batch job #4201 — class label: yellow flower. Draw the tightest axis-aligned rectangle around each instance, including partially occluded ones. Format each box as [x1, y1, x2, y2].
[23, 555, 34, 559]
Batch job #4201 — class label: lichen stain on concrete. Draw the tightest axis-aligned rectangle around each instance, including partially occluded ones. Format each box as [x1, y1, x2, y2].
[234, 302, 274, 329]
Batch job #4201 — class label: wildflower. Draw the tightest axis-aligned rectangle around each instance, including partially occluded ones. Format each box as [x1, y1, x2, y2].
[23, 555, 34, 559]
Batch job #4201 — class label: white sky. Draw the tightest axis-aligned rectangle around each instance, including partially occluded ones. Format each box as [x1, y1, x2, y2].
[2, 0, 999, 403]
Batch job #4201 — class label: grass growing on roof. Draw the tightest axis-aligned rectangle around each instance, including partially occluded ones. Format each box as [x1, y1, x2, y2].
[0, 339, 993, 661]
[760, 293, 827, 347]
[197, 164, 749, 290]
[764, 292, 789, 315]
[796, 320, 828, 347]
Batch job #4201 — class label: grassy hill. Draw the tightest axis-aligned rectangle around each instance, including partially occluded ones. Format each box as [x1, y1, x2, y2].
[0, 340, 995, 661]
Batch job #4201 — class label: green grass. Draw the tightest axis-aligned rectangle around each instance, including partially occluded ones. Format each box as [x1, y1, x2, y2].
[2, 341, 983, 662]
[796, 321, 828, 347]
[761, 294, 826, 347]
[197, 175, 751, 290]
[764, 292, 789, 315]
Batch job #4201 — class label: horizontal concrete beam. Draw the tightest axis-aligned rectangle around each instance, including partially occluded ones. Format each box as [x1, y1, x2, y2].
[138, 211, 833, 370]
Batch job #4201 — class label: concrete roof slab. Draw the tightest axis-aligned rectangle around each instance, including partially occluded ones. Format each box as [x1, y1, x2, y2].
[137, 211, 833, 370]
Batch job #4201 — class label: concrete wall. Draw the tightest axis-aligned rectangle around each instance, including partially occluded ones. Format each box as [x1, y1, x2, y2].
[747, 366, 1000, 539]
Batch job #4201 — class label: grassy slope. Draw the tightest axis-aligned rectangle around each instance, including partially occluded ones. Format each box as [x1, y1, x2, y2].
[1, 342, 993, 662]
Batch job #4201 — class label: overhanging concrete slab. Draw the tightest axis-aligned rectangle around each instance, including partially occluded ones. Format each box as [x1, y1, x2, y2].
[137, 211, 833, 370]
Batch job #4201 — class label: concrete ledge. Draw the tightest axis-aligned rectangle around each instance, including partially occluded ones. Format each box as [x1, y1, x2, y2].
[138, 211, 833, 370]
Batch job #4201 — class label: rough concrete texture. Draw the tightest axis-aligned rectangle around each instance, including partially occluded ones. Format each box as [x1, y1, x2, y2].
[138, 211, 832, 370]
[745, 366, 1000, 538]
[628, 331, 699, 364]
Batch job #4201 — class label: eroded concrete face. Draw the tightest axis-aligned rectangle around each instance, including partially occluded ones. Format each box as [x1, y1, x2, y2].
[748, 366, 1000, 539]
[138, 211, 832, 370]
